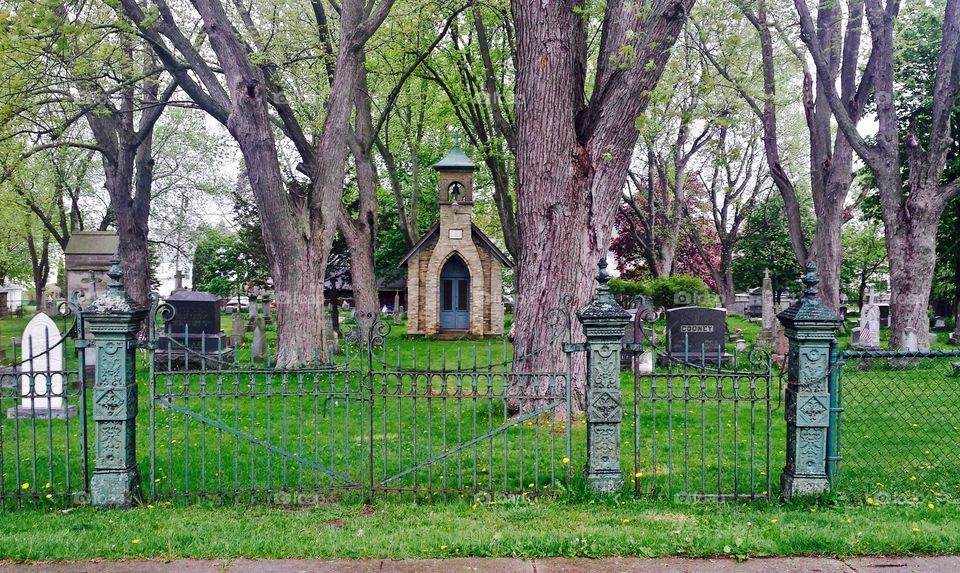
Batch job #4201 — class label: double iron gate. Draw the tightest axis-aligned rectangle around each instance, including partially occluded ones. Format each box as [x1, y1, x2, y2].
[148, 309, 575, 502]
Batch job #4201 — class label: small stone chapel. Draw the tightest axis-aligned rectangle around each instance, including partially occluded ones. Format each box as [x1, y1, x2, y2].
[400, 143, 512, 336]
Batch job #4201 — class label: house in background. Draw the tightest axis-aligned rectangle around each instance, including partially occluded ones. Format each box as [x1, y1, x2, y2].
[0, 283, 24, 313]
[399, 143, 511, 337]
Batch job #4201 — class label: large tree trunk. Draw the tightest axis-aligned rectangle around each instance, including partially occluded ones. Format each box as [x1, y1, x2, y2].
[511, 0, 694, 411]
[812, 192, 845, 312]
[885, 199, 940, 350]
[341, 64, 381, 320]
[98, 141, 152, 307]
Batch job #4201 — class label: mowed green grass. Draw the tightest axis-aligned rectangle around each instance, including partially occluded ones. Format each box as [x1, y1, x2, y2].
[3, 496, 960, 560]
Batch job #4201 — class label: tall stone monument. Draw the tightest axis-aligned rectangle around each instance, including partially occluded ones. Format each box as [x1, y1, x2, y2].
[755, 269, 776, 349]
[854, 288, 881, 350]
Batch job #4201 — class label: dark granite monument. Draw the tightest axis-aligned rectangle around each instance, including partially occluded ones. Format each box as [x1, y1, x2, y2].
[157, 291, 231, 367]
[664, 306, 731, 364]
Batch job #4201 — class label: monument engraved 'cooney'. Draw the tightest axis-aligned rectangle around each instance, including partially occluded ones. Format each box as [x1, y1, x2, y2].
[664, 306, 731, 364]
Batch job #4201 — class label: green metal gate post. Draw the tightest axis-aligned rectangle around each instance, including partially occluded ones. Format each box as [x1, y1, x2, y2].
[579, 260, 631, 493]
[777, 261, 842, 498]
[84, 257, 148, 508]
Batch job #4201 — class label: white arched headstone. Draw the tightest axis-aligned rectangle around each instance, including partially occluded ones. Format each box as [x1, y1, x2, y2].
[6, 313, 76, 419]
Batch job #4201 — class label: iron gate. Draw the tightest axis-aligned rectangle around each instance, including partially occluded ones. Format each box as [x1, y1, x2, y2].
[148, 304, 574, 502]
[625, 305, 774, 501]
[0, 299, 90, 510]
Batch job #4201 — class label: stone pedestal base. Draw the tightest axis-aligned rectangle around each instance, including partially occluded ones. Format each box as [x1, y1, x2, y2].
[91, 468, 141, 508]
[755, 328, 775, 349]
[7, 405, 77, 419]
[585, 470, 623, 493]
[949, 332, 960, 345]
[780, 471, 829, 498]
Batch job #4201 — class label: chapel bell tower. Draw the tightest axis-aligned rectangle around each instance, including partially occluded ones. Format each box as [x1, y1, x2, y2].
[434, 137, 478, 236]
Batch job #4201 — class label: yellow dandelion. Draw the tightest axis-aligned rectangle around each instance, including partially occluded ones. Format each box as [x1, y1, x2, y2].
[44, 482, 51, 489]
[770, 519, 778, 525]
[928, 503, 935, 509]
[147, 504, 155, 510]
[622, 518, 630, 524]
[154, 478, 161, 483]
[810, 507, 817, 513]
[20, 482, 29, 490]
[913, 527, 921, 533]
[528, 483, 534, 488]
[45, 494, 52, 500]
[635, 472, 643, 478]
[911, 476, 917, 481]
[440, 545, 447, 550]
[562, 457, 570, 464]
[866, 497, 875, 505]
[472, 504, 478, 510]
[131, 539, 141, 545]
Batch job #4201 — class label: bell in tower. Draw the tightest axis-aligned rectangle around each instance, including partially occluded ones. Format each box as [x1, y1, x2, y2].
[433, 135, 478, 206]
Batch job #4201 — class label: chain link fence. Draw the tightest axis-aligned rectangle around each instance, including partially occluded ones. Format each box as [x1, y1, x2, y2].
[835, 350, 960, 504]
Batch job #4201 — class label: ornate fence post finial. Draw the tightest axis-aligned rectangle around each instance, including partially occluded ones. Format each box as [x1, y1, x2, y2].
[83, 255, 148, 508]
[578, 259, 631, 492]
[777, 260, 843, 498]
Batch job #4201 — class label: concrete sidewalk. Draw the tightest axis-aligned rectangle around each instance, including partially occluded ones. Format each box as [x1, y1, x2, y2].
[0, 556, 957, 572]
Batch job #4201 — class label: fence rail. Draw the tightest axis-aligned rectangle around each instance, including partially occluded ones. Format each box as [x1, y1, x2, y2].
[0, 311, 89, 510]
[834, 349, 960, 502]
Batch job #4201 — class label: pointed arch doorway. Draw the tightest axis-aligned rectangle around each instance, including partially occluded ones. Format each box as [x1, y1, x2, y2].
[440, 255, 470, 330]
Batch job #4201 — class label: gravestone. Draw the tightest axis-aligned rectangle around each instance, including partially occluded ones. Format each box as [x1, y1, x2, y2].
[44, 294, 58, 318]
[6, 313, 76, 419]
[838, 306, 848, 322]
[230, 310, 247, 347]
[746, 287, 762, 318]
[263, 292, 273, 325]
[771, 322, 789, 368]
[950, 301, 960, 344]
[878, 303, 891, 328]
[324, 311, 340, 354]
[933, 316, 947, 330]
[172, 269, 186, 292]
[156, 290, 231, 367]
[755, 269, 776, 349]
[664, 306, 730, 364]
[250, 317, 266, 361]
[904, 327, 919, 352]
[855, 289, 881, 350]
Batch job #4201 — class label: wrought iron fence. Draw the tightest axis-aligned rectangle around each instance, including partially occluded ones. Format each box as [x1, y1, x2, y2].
[625, 310, 774, 501]
[0, 303, 89, 510]
[148, 305, 575, 503]
[833, 349, 960, 503]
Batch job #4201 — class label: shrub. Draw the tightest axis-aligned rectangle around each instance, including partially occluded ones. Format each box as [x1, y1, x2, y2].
[608, 278, 648, 297]
[645, 275, 712, 309]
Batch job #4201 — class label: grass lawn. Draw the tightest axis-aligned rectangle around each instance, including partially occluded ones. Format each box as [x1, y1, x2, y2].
[2, 496, 960, 561]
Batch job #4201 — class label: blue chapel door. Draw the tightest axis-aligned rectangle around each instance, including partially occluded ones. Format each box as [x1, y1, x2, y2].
[440, 256, 470, 330]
